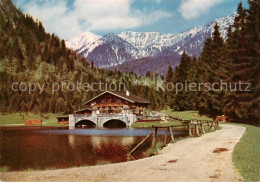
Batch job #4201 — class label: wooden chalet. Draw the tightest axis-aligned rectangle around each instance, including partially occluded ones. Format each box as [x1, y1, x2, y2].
[74, 108, 92, 115]
[84, 91, 150, 116]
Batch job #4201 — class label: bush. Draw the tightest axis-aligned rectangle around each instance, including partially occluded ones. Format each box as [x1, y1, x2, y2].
[146, 147, 158, 156]
[0, 166, 9, 173]
[96, 160, 111, 165]
[155, 141, 165, 150]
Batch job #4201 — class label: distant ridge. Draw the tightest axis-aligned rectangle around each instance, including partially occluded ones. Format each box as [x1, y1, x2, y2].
[66, 12, 236, 75]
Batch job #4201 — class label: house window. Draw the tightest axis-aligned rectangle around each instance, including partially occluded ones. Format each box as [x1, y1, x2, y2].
[101, 100, 106, 103]
[117, 99, 121, 103]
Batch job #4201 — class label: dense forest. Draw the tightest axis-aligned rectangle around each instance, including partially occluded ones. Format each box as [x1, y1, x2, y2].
[0, 0, 165, 114]
[165, 1, 260, 124]
[0, 0, 259, 125]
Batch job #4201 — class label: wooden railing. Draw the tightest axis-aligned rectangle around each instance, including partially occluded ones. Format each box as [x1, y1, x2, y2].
[128, 120, 220, 157]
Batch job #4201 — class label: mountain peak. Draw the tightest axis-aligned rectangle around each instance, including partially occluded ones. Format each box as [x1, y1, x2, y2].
[101, 33, 118, 40]
[66, 12, 236, 74]
[66, 31, 101, 51]
[204, 12, 236, 39]
[79, 31, 100, 37]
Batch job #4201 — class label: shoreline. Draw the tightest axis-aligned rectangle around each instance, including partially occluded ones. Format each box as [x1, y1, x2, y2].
[1, 124, 245, 182]
[0, 125, 69, 130]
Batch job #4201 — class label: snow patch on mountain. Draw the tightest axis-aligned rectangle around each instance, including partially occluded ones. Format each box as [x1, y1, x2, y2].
[66, 31, 101, 51]
[118, 31, 176, 49]
[66, 12, 236, 68]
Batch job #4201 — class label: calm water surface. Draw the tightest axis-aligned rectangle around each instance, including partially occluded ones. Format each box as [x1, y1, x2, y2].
[0, 127, 187, 171]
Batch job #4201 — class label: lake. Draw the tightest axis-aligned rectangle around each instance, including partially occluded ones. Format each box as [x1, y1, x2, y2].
[0, 127, 187, 171]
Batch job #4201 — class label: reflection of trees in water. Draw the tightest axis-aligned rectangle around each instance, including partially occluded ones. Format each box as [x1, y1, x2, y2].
[96, 140, 128, 162]
[67, 135, 133, 165]
[1, 131, 86, 170]
[91, 136, 134, 150]
[93, 136, 133, 162]
[66, 135, 97, 166]
[2, 130, 167, 171]
[129, 136, 154, 158]
[67, 135, 93, 149]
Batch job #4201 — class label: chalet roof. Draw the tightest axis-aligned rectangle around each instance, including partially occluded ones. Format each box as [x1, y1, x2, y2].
[84, 91, 151, 105]
[73, 108, 92, 113]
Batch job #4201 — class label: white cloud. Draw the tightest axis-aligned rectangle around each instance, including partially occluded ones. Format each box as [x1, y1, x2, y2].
[179, 0, 223, 20]
[17, 0, 172, 39]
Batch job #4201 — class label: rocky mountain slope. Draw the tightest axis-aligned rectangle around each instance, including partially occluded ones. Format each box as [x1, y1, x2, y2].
[66, 12, 236, 75]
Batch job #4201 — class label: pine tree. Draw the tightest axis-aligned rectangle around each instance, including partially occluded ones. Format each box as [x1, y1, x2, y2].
[172, 51, 192, 110]
[146, 71, 151, 78]
[187, 56, 200, 109]
[174, 51, 191, 82]
[15, 47, 25, 72]
[165, 66, 173, 82]
[91, 61, 94, 69]
[209, 23, 226, 82]
[195, 23, 227, 116]
[224, 2, 256, 122]
[55, 97, 66, 113]
[61, 39, 66, 53]
[247, 0, 260, 122]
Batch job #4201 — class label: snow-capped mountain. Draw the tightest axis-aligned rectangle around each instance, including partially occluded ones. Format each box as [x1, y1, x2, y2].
[66, 31, 101, 52]
[86, 33, 139, 67]
[118, 31, 177, 57]
[66, 12, 236, 73]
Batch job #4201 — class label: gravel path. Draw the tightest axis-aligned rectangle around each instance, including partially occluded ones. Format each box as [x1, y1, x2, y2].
[1, 124, 245, 182]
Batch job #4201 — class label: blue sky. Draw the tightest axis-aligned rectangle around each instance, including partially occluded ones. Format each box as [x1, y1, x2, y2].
[13, 0, 248, 39]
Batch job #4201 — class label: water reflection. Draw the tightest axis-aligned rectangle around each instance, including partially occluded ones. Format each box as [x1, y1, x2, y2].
[68, 135, 75, 148]
[35, 128, 174, 136]
[0, 127, 187, 171]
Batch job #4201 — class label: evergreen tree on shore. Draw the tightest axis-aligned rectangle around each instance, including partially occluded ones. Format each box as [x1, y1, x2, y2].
[224, 2, 256, 122]
[0, 0, 165, 114]
[172, 51, 192, 110]
[170, 1, 259, 124]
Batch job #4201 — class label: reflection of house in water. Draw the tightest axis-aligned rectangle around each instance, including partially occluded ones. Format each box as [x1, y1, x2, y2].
[91, 136, 130, 160]
[68, 135, 75, 148]
[69, 91, 151, 128]
[90, 136, 134, 148]
[120, 137, 135, 146]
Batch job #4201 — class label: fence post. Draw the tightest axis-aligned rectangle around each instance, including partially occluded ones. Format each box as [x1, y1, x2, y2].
[201, 122, 206, 134]
[169, 126, 175, 143]
[152, 127, 157, 147]
[188, 124, 193, 137]
[195, 124, 200, 137]
[164, 129, 169, 145]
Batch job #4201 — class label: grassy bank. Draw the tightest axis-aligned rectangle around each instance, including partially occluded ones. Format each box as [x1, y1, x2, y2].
[1, 110, 213, 128]
[232, 123, 260, 182]
[131, 120, 182, 128]
[0, 113, 68, 127]
[161, 109, 212, 121]
[132, 110, 213, 128]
